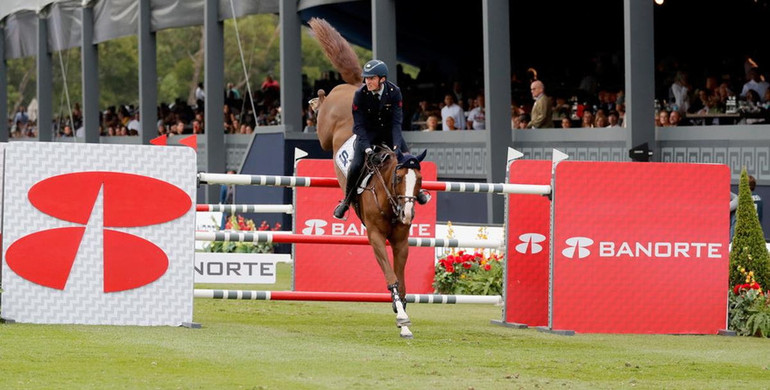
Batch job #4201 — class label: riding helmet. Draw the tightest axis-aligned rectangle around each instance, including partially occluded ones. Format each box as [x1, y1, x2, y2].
[362, 59, 388, 78]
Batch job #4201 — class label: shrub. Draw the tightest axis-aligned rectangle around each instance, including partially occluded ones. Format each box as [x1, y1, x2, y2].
[729, 167, 770, 290]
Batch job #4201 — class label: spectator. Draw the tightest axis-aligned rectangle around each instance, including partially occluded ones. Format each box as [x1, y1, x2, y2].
[61, 124, 74, 137]
[749, 175, 764, 225]
[440, 93, 465, 130]
[195, 82, 206, 107]
[410, 99, 431, 130]
[192, 119, 204, 134]
[516, 113, 530, 129]
[594, 114, 608, 128]
[127, 111, 141, 136]
[560, 116, 572, 129]
[740, 67, 769, 102]
[450, 81, 465, 107]
[657, 109, 670, 127]
[423, 115, 440, 131]
[303, 118, 317, 133]
[444, 116, 459, 130]
[668, 70, 691, 113]
[607, 110, 621, 127]
[466, 93, 486, 130]
[730, 191, 739, 241]
[13, 105, 29, 134]
[527, 80, 553, 128]
[261, 74, 281, 108]
[581, 109, 595, 128]
[668, 110, 682, 127]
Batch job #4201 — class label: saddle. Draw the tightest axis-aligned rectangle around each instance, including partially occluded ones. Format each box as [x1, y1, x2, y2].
[358, 146, 393, 194]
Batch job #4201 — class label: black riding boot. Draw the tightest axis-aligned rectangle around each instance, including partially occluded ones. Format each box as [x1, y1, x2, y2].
[333, 175, 358, 220]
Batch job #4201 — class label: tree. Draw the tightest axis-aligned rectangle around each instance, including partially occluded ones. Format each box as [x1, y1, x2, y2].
[730, 166, 770, 290]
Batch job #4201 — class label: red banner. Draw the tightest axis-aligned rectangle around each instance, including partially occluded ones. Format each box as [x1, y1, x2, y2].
[504, 160, 552, 327]
[294, 159, 437, 293]
[551, 161, 730, 334]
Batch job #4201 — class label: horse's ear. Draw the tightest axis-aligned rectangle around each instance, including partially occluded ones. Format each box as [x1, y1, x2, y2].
[416, 149, 427, 162]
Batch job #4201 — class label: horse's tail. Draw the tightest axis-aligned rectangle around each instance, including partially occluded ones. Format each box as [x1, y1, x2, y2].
[308, 17, 362, 86]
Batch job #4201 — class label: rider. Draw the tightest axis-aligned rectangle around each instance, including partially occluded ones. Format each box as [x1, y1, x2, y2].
[333, 59, 429, 220]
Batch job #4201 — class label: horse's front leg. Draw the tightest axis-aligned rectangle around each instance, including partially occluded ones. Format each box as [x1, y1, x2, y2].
[389, 228, 412, 338]
[367, 228, 412, 338]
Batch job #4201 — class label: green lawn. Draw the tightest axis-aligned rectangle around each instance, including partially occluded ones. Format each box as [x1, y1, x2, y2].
[1, 264, 768, 389]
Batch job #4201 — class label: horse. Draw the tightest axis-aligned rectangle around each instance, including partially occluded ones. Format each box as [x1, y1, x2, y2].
[308, 17, 426, 338]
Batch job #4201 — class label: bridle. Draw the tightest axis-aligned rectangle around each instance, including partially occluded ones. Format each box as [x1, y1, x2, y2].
[364, 150, 420, 224]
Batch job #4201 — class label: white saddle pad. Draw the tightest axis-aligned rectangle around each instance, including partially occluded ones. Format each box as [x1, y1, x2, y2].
[334, 134, 357, 178]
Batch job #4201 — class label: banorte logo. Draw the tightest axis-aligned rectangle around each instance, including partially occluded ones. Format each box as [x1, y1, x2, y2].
[302, 219, 327, 235]
[562, 237, 594, 259]
[6, 172, 191, 293]
[515, 233, 546, 254]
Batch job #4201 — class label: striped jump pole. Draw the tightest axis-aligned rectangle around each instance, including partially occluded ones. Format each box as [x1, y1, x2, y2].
[194, 289, 502, 305]
[198, 173, 550, 195]
[195, 231, 503, 249]
[196, 204, 294, 214]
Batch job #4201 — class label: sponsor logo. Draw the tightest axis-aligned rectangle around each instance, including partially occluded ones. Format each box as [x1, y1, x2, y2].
[301, 219, 432, 237]
[562, 237, 594, 259]
[6, 172, 191, 292]
[561, 236, 723, 259]
[302, 219, 328, 235]
[515, 233, 546, 254]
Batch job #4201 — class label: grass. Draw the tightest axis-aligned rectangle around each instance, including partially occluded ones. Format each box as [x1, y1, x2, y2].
[1, 263, 769, 389]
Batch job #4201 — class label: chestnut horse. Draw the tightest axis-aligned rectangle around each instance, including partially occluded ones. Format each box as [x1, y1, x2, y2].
[308, 18, 425, 338]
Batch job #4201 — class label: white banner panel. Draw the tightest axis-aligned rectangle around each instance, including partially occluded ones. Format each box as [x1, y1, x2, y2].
[193, 252, 291, 284]
[1, 143, 197, 326]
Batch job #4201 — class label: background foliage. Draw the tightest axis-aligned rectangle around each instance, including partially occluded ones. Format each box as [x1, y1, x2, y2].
[5, 14, 381, 118]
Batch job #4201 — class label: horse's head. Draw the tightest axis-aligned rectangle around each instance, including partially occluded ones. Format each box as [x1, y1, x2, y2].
[392, 149, 427, 225]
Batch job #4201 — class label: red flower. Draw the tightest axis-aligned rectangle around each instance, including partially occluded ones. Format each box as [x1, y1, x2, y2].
[445, 264, 454, 273]
[462, 262, 472, 269]
[483, 264, 491, 271]
[733, 282, 763, 295]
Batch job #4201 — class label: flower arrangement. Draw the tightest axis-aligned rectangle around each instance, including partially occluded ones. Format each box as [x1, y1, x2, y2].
[432, 222, 504, 295]
[728, 265, 770, 338]
[202, 214, 282, 253]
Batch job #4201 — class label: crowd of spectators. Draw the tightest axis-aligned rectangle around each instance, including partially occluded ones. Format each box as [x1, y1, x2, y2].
[8, 55, 770, 138]
[399, 55, 770, 131]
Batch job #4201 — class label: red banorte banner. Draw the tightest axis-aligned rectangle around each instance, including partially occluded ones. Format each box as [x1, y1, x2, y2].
[504, 159, 552, 327]
[550, 161, 730, 334]
[294, 159, 437, 293]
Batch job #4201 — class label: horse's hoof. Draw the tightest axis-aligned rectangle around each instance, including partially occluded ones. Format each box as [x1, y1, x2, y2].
[400, 326, 413, 339]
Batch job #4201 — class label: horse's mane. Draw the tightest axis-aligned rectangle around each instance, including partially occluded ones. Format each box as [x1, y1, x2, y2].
[308, 18, 362, 86]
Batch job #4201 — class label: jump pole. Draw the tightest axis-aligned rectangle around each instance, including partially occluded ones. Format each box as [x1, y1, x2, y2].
[195, 231, 503, 249]
[196, 204, 294, 214]
[194, 289, 502, 305]
[198, 173, 551, 195]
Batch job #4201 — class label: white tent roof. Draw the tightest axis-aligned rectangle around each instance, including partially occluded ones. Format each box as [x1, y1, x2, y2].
[2, 0, 279, 59]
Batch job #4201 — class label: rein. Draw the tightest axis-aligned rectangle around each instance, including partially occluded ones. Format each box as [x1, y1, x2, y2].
[364, 152, 406, 222]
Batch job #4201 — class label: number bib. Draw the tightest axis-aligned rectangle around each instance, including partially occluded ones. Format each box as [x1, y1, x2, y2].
[334, 134, 357, 178]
